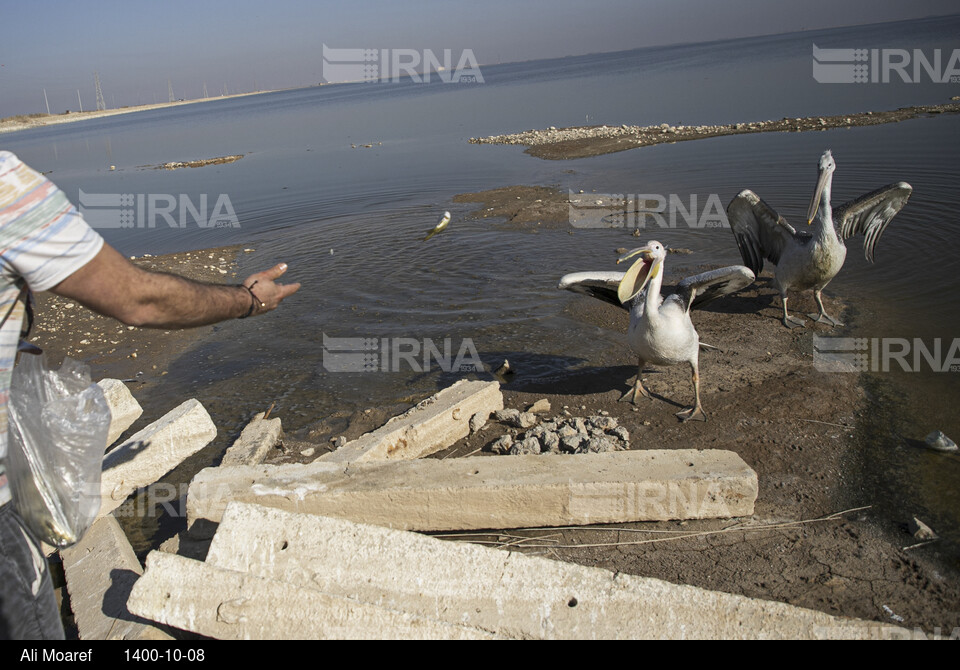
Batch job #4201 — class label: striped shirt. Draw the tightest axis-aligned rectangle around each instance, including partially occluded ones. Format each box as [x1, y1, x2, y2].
[0, 151, 104, 506]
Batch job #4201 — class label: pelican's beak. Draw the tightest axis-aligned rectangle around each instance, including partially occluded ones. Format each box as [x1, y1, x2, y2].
[806, 166, 831, 225]
[616, 246, 661, 304]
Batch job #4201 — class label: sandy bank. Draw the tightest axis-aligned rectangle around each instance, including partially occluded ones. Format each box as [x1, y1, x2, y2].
[0, 89, 279, 135]
[27, 207, 959, 635]
[470, 101, 960, 160]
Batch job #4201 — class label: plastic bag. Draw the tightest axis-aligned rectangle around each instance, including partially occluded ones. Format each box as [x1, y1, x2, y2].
[6, 354, 111, 548]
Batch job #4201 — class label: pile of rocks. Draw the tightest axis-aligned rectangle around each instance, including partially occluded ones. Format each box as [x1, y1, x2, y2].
[469, 123, 697, 147]
[488, 408, 629, 456]
[468, 102, 960, 155]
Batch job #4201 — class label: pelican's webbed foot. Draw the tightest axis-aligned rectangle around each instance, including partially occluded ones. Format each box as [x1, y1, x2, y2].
[808, 291, 843, 327]
[676, 405, 706, 422]
[806, 312, 844, 327]
[620, 361, 651, 404]
[781, 296, 806, 329]
[619, 382, 651, 404]
[783, 314, 806, 329]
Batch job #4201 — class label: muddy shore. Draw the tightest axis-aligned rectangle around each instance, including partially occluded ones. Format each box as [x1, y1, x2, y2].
[280, 185, 960, 633]
[33, 196, 960, 637]
[469, 101, 960, 160]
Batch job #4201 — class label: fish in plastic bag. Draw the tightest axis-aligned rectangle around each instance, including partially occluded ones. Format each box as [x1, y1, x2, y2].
[6, 354, 111, 548]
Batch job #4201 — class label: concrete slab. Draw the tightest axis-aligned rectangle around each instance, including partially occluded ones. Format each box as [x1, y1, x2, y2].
[187, 449, 758, 532]
[319, 380, 503, 463]
[220, 412, 282, 467]
[97, 379, 144, 447]
[157, 530, 211, 562]
[205, 502, 908, 640]
[61, 516, 173, 640]
[100, 399, 216, 518]
[126, 551, 496, 639]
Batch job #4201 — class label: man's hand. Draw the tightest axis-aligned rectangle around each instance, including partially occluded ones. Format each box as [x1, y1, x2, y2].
[241, 263, 301, 317]
[51, 243, 301, 328]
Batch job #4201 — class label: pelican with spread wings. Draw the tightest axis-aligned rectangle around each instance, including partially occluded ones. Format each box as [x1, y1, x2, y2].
[559, 242, 754, 422]
[727, 150, 912, 328]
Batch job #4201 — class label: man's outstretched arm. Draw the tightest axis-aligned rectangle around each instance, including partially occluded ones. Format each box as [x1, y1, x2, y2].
[49, 242, 301, 328]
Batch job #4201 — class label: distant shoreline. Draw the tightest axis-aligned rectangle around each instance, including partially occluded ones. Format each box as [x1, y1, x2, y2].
[0, 88, 288, 135]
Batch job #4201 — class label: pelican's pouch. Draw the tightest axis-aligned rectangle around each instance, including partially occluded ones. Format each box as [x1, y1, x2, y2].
[5, 353, 111, 549]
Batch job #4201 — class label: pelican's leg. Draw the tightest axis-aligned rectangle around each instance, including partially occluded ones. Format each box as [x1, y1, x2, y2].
[619, 358, 651, 404]
[676, 361, 706, 422]
[781, 295, 806, 329]
[807, 290, 844, 327]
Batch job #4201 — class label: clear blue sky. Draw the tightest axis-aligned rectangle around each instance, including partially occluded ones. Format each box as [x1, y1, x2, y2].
[1, 0, 956, 116]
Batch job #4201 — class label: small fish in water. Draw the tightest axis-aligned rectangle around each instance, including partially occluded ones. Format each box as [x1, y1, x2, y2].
[423, 211, 451, 242]
[924, 430, 958, 452]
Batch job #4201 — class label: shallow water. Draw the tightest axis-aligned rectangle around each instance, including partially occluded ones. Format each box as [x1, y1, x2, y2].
[4, 16, 960, 556]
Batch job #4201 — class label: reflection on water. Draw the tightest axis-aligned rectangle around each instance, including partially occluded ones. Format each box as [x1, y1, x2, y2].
[4, 15, 960, 556]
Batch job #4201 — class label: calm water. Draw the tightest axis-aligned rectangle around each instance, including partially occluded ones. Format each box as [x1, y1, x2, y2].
[4, 16, 960, 556]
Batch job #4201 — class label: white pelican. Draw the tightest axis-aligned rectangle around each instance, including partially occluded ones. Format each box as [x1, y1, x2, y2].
[559, 242, 755, 422]
[727, 149, 912, 328]
[423, 211, 451, 242]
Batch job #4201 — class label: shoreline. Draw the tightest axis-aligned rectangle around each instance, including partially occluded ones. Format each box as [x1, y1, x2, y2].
[30, 214, 958, 634]
[0, 89, 285, 135]
[265, 175, 958, 630]
[469, 101, 960, 160]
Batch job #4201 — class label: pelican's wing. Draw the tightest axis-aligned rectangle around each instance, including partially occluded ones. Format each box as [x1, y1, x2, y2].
[726, 189, 803, 275]
[672, 265, 756, 313]
[835, 182, 912, 263]
[558, 271, 627, 310]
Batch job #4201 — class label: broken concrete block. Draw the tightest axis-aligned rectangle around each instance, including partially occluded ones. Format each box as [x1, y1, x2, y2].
[489, 434, 513, 454]
[528, 399, 551, 414]
[97, 378, 144, 447]
[205, 502, 906, 640]
[188, 449, 758, 532]
[469, 411, 489, 434]
[220, 412, 283, 467]
[494, 408, 537, 428]
[157, 530, 211, 562]
[61, 516, 173, 640]
[319, 380, 503, 463]
[100, 399, 216, 518]
[126, 551, 495, 640]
